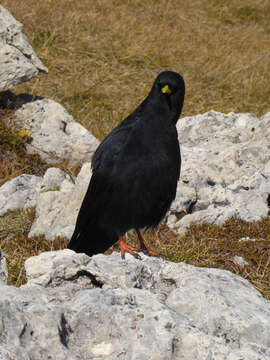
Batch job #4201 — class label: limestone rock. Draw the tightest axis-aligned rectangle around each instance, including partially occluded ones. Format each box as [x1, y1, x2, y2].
[0, 251, 269, 359]
[29, 163, 92, 240]
[0, 5, 47, 92]
[0, 174, 42, 216]
[169, 110, 270, 232]
[40, 167, 70, 192]
[0, 163, 91, 239]
[0, 250, 8, 284]
[15, 98, 100, 166]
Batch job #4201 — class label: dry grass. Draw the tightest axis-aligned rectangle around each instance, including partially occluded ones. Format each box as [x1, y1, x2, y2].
[0, 1, 270, 298]
[1, 0, 270, 140]
[0, 208, 68, 286]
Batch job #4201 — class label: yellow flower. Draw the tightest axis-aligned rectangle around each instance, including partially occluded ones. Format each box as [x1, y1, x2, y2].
[18, 129, 31, 137]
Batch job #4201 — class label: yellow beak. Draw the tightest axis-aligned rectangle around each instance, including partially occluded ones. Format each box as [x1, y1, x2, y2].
[161, 84, 172, 95]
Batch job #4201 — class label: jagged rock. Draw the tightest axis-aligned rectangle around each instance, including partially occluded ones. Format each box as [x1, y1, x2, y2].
[29, 163, 91, 239]
[0, 5, 47, 92]
[0, 163, 90, 239]
[0, 174, 42, 216]
[0, 168, 73, 218]
[40, 167, 70, 192]
[14, 98, 100, 166]
[168, 110, 270, 232]
[0, 250, 8, 284]
[0, 250, 269, 359]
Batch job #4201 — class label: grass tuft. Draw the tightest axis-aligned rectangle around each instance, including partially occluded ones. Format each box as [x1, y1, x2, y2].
[0, 208, 68, 286]
[0, 109, 51, 186]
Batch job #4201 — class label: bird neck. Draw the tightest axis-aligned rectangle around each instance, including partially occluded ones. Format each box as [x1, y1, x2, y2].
[144, 96, 180, 126]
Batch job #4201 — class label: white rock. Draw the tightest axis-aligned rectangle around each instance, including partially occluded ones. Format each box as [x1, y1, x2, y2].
[0, 5, 47, 92]
[40, 168, 70, 192]
[0, 250, 8, 284]
[0, 174, 42, 216]
[169, 111, 270, 232]
[1, 251, 268, 359]
[29, 163, 92, 240]
[15, 98, 100, 166]
[0, 164, 92, 238]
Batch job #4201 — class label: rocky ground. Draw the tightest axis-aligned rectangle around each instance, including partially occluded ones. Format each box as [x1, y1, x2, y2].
[1, 250, 270, 360]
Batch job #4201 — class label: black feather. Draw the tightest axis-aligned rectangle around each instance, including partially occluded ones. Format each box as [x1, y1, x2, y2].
[68, 71, 185, 256]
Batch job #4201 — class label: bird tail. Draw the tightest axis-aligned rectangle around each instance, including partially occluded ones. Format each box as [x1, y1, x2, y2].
[67, 222, 118, 257]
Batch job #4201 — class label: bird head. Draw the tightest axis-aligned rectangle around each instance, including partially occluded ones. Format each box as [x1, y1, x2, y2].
[150, 71, 185, 123]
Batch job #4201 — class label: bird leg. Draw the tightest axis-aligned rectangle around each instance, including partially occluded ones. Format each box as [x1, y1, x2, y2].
[118, 234, 141, 260]
[136, 230, 159, 256]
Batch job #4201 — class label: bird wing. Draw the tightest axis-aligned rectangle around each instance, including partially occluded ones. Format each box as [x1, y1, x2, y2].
[92, 128, 130, 172]
[91, 101, 146, 172]
[68, 116, 141, 255]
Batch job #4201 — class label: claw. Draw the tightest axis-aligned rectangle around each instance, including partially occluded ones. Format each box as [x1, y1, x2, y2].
[133, 252, 142, 260]
[139, 249, 165, 258]
[119, 235, 141, 260]
[139, 248, 158, 256]
[135, 230, 163, 258]
[118, 231, 164, 260]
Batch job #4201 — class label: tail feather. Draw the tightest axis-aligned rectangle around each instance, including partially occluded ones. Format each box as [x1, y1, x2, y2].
[68, 223, 118, 257]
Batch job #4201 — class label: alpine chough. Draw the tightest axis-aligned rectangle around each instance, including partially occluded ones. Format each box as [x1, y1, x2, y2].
[68, 71, 185, 258]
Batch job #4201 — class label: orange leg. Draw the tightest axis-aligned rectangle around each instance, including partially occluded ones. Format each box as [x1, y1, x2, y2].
[136, 230, 159, 256]
[118, 234, 141, 260]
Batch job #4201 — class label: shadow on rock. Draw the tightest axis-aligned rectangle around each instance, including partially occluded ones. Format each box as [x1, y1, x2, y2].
[0, 90, 44, 110]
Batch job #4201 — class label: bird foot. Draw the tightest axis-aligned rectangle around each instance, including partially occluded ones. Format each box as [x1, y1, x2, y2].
[118, 235, 164, 260]
[135, 230, 164, 258]
[139, 248, 165, 258]
[119, 239, 142, 260]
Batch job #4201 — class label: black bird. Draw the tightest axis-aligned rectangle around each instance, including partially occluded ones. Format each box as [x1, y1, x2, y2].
[68, 71, 185, 258]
